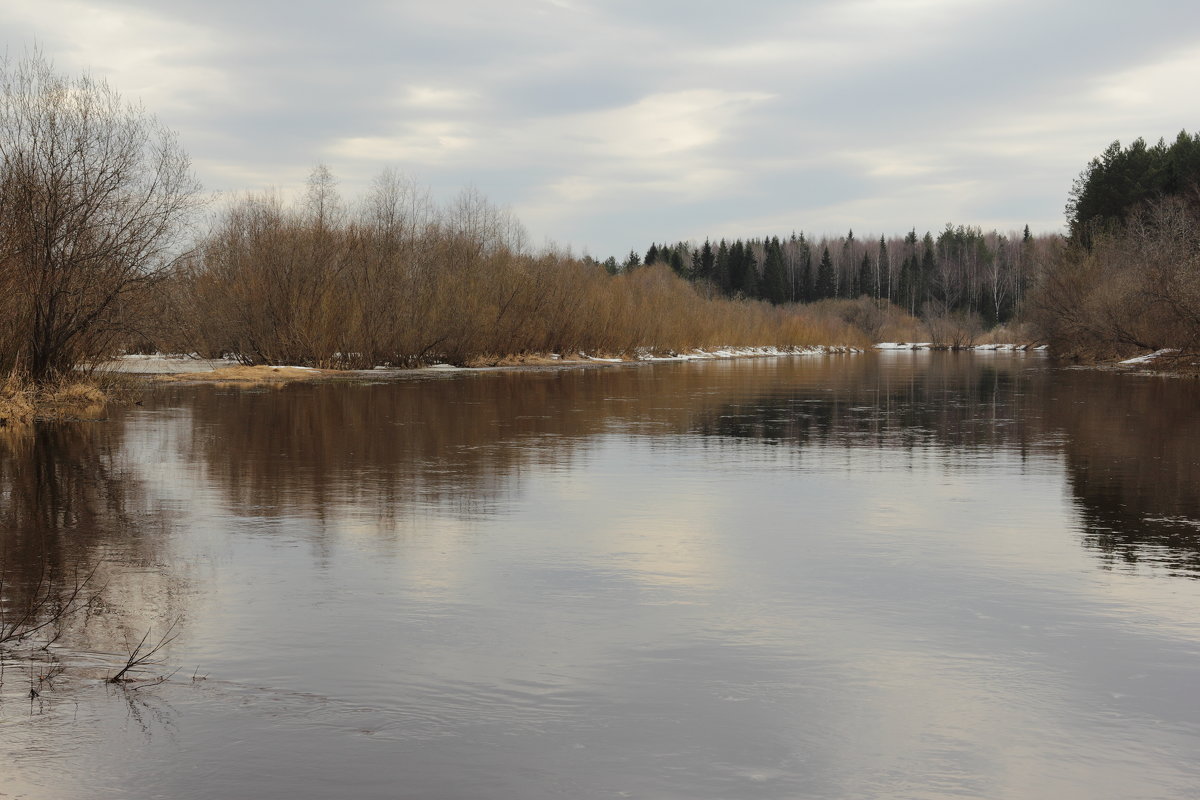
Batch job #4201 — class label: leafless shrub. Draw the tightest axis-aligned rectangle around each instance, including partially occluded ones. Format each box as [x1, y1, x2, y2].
[922, 305, 983, 348]
[1031, 196, 1200, 360]
[0, 50, 203, 382]
[165, 169, 868, 366]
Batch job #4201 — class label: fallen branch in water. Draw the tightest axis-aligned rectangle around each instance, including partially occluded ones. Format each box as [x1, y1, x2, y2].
[0, 564, 102, 648]
[109, 619, 181, 684]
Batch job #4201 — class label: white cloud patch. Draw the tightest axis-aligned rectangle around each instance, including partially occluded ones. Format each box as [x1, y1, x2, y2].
[328, 124, 477, 164]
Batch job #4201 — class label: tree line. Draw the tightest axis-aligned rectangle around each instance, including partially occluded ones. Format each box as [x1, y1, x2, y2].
[613, 224, 1059, 327]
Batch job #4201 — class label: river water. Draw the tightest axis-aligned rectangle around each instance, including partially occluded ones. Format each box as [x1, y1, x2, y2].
[2, 353, 1199, 799]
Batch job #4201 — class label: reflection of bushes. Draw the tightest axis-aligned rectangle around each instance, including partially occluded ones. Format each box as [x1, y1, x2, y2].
[1045, 368, 1200, 575]
[0, 422, 178, 658]
[184, 356, 1050, 526]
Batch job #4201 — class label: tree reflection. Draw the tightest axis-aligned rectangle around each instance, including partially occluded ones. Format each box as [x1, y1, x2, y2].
[1045, 370, 1200, 576]
[0, 422, 180, 664]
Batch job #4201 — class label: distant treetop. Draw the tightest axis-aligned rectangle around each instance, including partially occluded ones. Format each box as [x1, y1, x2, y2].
[1066, 130, 1200, 244]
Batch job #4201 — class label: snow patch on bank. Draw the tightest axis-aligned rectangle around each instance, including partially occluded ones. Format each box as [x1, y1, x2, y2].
[101, 345, 865, 377]
[618, 345, 861, 362]
[874, 343, 1039, 352]
[1119, 348, 1180, 365]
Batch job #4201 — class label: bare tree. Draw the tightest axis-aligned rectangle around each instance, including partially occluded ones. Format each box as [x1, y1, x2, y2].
[0, 51, 202, 381]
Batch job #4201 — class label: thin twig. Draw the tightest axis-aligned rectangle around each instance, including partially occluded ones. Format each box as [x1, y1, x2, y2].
[109, 618, 181, 683]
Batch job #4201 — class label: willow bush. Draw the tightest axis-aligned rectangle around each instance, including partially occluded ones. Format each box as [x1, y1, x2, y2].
[164, 168, 868, 367]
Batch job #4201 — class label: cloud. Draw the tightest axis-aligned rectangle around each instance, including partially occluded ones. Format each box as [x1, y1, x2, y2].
[3, 0, 1200, 254]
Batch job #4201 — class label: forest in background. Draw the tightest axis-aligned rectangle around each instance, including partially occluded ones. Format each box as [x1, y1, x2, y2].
[609, 224, 1056, 327]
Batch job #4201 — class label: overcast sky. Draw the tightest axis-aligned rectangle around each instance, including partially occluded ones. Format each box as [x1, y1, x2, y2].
[4, 0, 1200, 256]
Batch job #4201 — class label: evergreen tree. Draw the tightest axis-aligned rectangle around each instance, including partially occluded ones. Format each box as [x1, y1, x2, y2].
[624, 250, 641, 271]
[698, 239, 715, 283]
[797, 234, 813, 302]
[668, 248, 685, 276]
[857, 252, 873, 299]
[898, 255, 915, 314]
[920, 233, 937, 309]
[644, 243, 659, 265]
[742, 246, 758, 298]
[714, 239, 731, 294]
[729, 240, 750, 296]
[761, 237, 788, 304]
[1066, 130, 1200, 244]
[815, 246, 835, 300]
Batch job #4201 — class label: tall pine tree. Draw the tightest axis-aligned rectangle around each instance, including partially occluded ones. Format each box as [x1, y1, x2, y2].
[815, 246, 835, 300]
[762, 237, 788, 304]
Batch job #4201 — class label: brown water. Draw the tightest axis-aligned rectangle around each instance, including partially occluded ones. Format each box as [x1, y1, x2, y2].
[2, 353, 1199, 799]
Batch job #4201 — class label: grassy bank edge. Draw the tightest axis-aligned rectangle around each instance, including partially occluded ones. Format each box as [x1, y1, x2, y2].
[0, 372, 143, 427]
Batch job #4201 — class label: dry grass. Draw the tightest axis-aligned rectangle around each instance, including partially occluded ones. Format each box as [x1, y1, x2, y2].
[975, 321, 1039, 346]
[0, 372, 118, 424]
[154, 365, 338, 384]
[464, 353, 587, 367]
[0, 373, 35, 427]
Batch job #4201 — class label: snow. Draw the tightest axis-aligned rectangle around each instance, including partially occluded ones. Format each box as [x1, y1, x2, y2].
[99, 354, 234, 373]
[1119, 348, 1180, 365]
[874, 343, 1036, 352]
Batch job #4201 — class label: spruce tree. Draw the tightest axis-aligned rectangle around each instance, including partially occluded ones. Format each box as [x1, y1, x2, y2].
[729, 240, 748, 295]
[797, 234, 813, 302]
[762, 237, 788, 304]
[815, 246, 835, 300]
[714, 239, 731, 294]
[699, 239, 715, 283]
[920, 233, 937, 309]
[668, 248, 685, 275]
[857, 252, 873, 299]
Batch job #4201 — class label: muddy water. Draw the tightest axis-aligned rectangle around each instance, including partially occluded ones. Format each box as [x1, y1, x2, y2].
[2, 353, 1199, 799]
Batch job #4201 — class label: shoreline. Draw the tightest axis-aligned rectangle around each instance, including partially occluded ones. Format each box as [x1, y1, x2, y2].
[1085, 349, 1200, 378]
[98, 345, 867, 385]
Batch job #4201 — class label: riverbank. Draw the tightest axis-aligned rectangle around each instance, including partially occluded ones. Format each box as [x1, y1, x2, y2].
[99, 345, 865, 384]
[0, 373, 124, 427]
[1109, 348, 1200, 377]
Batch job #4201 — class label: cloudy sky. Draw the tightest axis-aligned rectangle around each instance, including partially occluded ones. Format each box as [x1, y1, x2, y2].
[4, 0, 1199, 256]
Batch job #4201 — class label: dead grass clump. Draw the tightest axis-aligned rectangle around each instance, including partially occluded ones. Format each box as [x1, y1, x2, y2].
[0, 373, 35, 427]
[0, 372, 117, 423]
[36, 378, 109, 419]
[465, 353, 577, 367]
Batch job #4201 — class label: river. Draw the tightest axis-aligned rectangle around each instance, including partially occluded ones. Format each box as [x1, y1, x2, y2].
[2, 352, 1199, 799]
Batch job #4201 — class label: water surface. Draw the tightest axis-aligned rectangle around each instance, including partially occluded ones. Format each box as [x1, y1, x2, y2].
[2, 353, 1199, 799]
